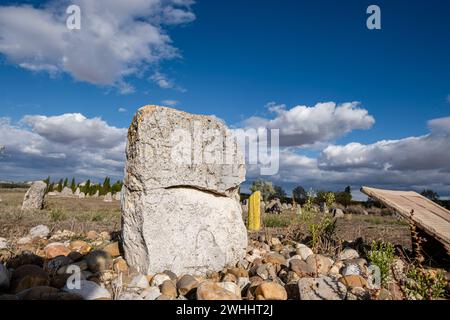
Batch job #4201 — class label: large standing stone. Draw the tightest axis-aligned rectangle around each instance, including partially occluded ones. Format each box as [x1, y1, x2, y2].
[21, 181, 46, 211]
[122, 105, 247, 276]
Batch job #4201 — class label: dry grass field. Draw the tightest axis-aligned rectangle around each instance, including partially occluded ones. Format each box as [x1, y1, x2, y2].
[1, 188, 411, 250]
[0, 188, 121, 240]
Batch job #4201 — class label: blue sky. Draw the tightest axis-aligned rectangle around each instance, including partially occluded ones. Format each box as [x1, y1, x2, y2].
[0, 0, 449, 198]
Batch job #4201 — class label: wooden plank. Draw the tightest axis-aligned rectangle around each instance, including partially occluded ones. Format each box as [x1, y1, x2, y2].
[361, 186, 450, 251]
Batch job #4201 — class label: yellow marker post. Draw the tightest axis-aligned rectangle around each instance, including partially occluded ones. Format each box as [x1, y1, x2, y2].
[248, 191, 261, 231]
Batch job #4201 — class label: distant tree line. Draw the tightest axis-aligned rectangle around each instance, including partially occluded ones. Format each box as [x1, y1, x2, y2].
[44, 176, 123, 196]
[0, 182, 29, 189]
[244, 180, 450, 210]
[420, 189, 450, 210]
[246, 179, 354, 207]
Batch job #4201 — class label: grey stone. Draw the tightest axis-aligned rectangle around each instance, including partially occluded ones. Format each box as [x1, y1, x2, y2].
[150, 273, 171, 287]
[129, 274, 149, 289]
[341, 263, 362, 276]
[217, 281, 241, 298]
[29, 225, 50, 239]
[60, 187, 73, 197]
[237, 277, 250, 290]
[0, 237, 8, 250]
[298, 277, 347, 300]
[338, 248, 359, 260]
[63, 280, 111, 300]
[22, 181, 46, 211]
[295, 244, 313, 260]
[332, 208, 344, 218]
[141, 287, 162, 300]
[306, 254, 333, 275]
[122, 106, 247, 276]
[118, 292, 143, 300]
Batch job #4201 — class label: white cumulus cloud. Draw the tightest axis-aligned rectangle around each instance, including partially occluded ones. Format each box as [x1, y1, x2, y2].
[241, 102, 375, 147]
[0, 114, 127, 181]
[0, 0, 195, 92]
[318, 116, 450, 172]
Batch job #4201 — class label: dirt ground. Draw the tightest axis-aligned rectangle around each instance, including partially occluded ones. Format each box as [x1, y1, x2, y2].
[0, 188, 411, 250]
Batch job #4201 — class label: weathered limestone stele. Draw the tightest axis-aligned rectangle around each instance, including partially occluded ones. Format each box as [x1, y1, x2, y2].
[248, 191, 261, 231]
[22, 181, 47, 211]
[122, 105, 247, 276]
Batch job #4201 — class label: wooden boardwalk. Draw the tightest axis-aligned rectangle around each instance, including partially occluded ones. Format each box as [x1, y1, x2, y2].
[361, 186, 450, 253]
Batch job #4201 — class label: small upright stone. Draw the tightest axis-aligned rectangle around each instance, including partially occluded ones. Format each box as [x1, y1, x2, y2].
[22, 181, 46, 211]
[29, 225, 50, 239]
[103, 192, 112, 202]
[60, 187, 73, 197]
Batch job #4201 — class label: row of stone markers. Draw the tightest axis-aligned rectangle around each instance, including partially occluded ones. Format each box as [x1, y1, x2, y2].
[48, 187, 121, 201]
[21, 183, 121, 211]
